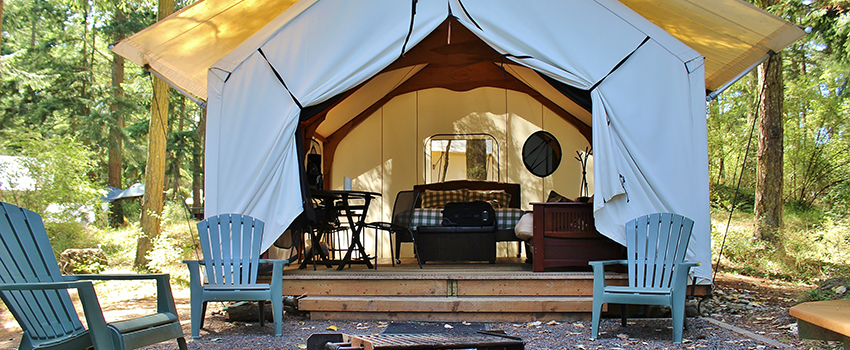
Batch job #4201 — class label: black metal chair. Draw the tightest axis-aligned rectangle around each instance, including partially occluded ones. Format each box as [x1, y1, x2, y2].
[364, 190, 422, 268]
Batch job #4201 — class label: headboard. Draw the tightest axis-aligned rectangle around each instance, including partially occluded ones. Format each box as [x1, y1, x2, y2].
[412, 180, 522, 208]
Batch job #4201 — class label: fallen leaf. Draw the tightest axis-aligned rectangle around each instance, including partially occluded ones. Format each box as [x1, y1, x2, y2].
[546, 320, 560, 326]
[572, 323, 585, 328]
[297, 344, 307, 349]
[444, 324, 454, 329]
[327, 325, 338, 331]
[616, 334, 629, 340]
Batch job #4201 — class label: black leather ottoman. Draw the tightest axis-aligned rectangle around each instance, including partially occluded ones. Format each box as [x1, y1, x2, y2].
[415, 226, 496, 264]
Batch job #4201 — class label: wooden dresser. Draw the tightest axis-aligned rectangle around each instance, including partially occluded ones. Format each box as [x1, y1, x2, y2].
[531, 202, 625, 272]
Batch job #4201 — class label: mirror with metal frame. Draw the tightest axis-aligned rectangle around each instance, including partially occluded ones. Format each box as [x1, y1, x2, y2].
[522, 131, 562, 177]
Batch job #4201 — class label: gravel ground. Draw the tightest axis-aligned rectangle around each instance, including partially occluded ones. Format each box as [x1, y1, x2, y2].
[1, 273, 843, 350]
[137, 311, 794, 350]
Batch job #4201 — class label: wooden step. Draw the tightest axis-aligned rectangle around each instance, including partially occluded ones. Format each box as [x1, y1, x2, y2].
[299, 295, 595, 313]
[298, 296, 598, 322]
[282, 271, 627, 297]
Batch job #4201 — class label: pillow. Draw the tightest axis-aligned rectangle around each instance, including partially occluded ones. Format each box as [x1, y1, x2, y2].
[467, 190, 512, 209]
[420, 189, 467, 208]
[547, 190, 571, 203]
[514, 212, 534, 241]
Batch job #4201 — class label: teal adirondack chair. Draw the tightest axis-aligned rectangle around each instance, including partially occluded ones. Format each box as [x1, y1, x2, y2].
[589, 213, 700, 343]
[0, 202, 187, 350]
[184, 214, 291, 337]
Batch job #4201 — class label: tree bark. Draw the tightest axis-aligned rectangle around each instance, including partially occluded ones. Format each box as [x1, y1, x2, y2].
[108, 6, 126, 227]
[192, 108, 205, 218]
[136, 0, 175, 270]
[754, 51, 784, 247]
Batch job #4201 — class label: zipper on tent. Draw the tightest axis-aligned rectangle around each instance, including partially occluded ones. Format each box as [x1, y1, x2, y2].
[257, 48, 303, 110]
[400, 0, 418, 57]
[590, 36, 650, 91]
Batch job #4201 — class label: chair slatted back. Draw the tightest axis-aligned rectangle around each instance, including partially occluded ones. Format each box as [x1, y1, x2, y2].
[392, 190, 417, 228]
[0, 202, 85, 345]
[197, 214, 264, 286]
[625, 213, 694, 290]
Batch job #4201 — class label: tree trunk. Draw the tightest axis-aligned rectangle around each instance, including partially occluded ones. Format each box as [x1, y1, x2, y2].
[172, 97, 185, 200]
[192, 108, 205, 218]
[108, 6, 126, 227]
[466, 139, 487, 180]
[754, 51, 784, 247]
[440, 140, 451, 182]
[136, 0, 175, 270]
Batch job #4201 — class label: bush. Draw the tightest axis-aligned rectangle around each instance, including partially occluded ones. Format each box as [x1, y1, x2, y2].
[0, 134, 105, 223]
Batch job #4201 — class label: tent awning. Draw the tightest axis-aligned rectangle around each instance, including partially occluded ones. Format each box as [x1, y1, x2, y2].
[112, 0, 805, 101]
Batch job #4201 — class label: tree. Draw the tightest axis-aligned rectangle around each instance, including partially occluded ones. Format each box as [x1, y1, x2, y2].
[754, 51, 785, 246]
[108, 3, 126, 227]
[135, 0, 176, 270]
[753, 0, 786, 248]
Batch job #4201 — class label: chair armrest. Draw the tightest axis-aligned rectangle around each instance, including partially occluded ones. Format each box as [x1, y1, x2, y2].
[588, 259, 627, 267]
[672, 261, 702, 286]
[64, 273, 178, 316]
[66, 273, 170, 282]
[588, 260, 627, 290]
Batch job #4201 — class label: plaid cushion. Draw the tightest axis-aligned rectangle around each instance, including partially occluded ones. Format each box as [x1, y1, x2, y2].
[420, 189, 467, 208]
[411, 208, 525, 231]
[466, 190, 512, 209]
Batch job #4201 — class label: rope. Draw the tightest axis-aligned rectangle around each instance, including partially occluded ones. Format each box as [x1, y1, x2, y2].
[712, 55, 771, 282]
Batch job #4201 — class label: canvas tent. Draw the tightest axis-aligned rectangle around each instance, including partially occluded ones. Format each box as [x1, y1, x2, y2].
[112, 0, 805, 283]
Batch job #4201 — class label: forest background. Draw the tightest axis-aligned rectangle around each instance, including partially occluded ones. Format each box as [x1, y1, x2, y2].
[0, 0, 848, 292]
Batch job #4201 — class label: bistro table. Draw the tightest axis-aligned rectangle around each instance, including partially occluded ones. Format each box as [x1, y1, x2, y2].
[299, 190, 380, 270]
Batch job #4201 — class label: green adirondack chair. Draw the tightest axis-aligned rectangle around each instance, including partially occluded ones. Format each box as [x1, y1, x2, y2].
[0, 202, 187, 350]
[184, 214, 291, 337]
[589, 213, 700, 343]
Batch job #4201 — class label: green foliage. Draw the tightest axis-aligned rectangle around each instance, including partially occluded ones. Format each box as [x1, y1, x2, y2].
[712, 206, 850, 283]
[0, 134, 104, 223]
[44, 221, 99, 255]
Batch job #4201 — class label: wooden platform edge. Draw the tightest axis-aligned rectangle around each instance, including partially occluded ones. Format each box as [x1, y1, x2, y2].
[308, 311, 592, 323]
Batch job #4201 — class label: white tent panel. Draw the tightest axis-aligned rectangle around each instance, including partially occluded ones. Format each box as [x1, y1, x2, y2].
[206, 52, 304, 251]
[592, 39, 710, 279]
[453, 0, 648, 88]
[258, 0, 446, 106]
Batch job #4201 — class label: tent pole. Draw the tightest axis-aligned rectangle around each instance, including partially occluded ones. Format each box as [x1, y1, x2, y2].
[706, 51, 773, 102]
[144, 65, 208, 108]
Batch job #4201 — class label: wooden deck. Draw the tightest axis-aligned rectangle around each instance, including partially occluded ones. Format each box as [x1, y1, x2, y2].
[281, 257, 632, 322]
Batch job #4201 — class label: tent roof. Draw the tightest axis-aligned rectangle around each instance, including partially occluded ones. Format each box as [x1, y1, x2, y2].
[112, 0, 805, 101]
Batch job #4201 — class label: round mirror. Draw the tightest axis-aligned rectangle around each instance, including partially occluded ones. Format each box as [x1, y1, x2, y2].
[522, 131, 562, 177]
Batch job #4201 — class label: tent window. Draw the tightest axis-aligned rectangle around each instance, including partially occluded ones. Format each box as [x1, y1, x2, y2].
[425, 134, 499, 184]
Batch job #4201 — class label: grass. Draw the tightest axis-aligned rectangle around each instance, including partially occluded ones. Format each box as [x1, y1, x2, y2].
[711, 205, 850, 286]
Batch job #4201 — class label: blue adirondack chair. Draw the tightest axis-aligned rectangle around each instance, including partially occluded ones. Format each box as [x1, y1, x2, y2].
[0, 202, 187, 350]
[589, 213, 700, 343]
[184, 214, 291, 337]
